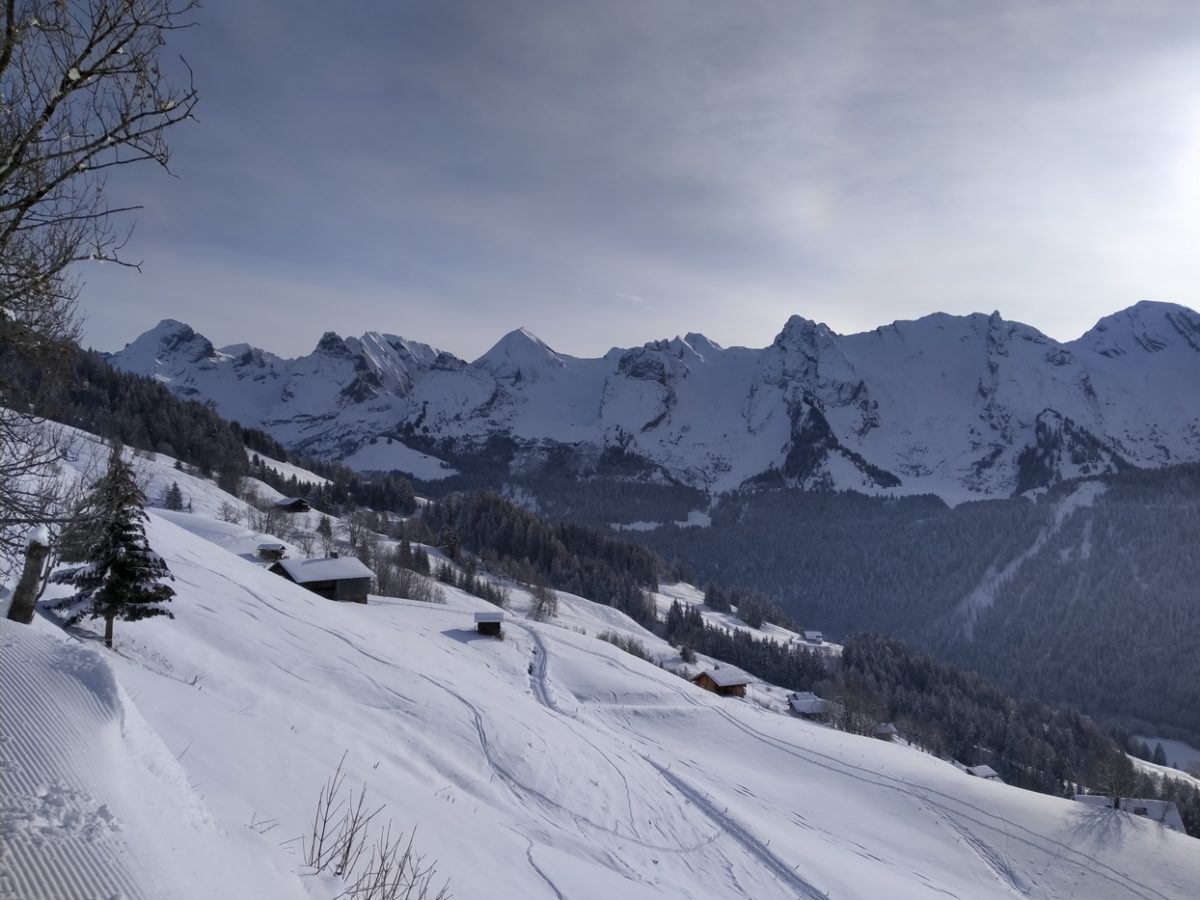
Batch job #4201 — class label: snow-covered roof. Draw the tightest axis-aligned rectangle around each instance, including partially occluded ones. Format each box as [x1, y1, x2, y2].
[696, 668, 750, 688]
[788, 692, 831, 714]
[474, 611, 504, 623]
[272, 556, 373, 583]
[256, 542, 286, 551]
[966, 765, 1001, 780]
[873, 723, 898, 735]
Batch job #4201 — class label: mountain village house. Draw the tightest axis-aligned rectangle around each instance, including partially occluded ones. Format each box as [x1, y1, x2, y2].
[691, 668, 750, 698]
[788, 691, 833, 720]
[274, 497, 311, 513]
[269, 555, 373, 603]
[256, 542, 287, 561]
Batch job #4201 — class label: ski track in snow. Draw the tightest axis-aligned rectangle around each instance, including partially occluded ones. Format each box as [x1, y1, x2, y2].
[651, 763, 829, 899]
[0, 630, 150, 900]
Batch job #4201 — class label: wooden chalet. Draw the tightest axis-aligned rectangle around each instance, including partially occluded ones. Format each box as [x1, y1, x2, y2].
[966, 764, 1003, 783]
[788, 691, 833, 720]
[269, 555, 373, 603]
[691, 668, 749, 698]
[802, 630, 823, 644]
[474, 610, 504, 637]
[274, 497, 311, 513]
[872, 722, 899, 742]
[256, 542, 287, 561]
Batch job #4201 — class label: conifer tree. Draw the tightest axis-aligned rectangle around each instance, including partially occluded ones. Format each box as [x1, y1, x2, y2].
[53, 442, 175, 649]
[163, 481, 185, 511]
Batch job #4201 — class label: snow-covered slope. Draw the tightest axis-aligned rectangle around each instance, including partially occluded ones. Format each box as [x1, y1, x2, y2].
[3, 435, 1199, 899]
[108, 303, 1200, 499]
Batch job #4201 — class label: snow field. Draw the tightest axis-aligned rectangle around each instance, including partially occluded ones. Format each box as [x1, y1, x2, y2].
[3, 427, 1199, 899]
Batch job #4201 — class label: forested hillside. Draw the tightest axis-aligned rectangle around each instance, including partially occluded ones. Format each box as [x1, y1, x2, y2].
[638, 468, 1200, 744]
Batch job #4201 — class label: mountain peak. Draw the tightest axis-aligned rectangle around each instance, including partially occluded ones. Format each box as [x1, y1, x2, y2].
[474, 328, 564, 381]
[1073, 301, 1200, 357]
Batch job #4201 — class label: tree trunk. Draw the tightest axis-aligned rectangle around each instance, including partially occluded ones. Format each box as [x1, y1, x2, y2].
[104, 615, 114, 649]
[6, 538, 50, 625]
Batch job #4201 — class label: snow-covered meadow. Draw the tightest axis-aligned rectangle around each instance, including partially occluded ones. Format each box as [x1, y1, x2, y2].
[3, 430, 1198, 899]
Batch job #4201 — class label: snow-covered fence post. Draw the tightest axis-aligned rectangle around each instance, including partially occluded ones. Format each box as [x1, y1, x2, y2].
[6, 529, 50, 624]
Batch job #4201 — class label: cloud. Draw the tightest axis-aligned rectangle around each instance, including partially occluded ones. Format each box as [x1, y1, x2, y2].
[78, 1, 1200, 358]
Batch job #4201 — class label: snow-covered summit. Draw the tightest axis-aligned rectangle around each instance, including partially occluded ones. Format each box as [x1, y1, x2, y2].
[108, 303, 1200, 497]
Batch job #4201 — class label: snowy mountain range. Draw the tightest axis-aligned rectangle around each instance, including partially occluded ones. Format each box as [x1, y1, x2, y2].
[109, 302, 1200, 499]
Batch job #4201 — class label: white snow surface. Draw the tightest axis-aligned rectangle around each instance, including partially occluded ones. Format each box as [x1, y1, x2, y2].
[4, 431, 1199, 899]
[341, 439, 458, 479]
[248, 449, 330, 487]
[109, 303, 1200, 499]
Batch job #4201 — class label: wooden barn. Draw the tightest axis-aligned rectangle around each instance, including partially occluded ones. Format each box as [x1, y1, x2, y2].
[256, 542, 287, 561]
[691, 668, 749, 698]
[788, 691, 833, 720]
[274, 497, 311, 513]
[872, 722, 899, 742]
[269, 555, 373, 603]
[474, 610, 504, 637]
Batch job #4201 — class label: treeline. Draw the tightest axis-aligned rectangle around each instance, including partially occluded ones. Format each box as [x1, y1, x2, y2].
[665, 601, 825, 691]
[838, 633, 1200, 835]
[421, 491, 662, 627]
[246, 454, 418, 517]
[636, 469, 1200, 746]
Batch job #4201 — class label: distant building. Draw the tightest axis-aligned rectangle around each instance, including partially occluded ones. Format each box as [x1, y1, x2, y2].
[691, 668, 750, 698]
[256, 542, 286, 561]
[966, 764, 1004, 783]
[274, 497, 311, 513]
[1073, 795, 1186, 833]
[474, 610, 504, 637]
[872, 723, 899, 742]
[269, 555, 373, 603]
[788, 691, 832, 720]
[802, 631, 823, 644]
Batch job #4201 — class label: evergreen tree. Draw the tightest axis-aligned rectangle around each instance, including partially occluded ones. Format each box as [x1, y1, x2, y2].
[52, 442, 176, 648]
[1154, 742, 1169, 767]
[316, 515, 335, 554]
[163, 481, 185, 511]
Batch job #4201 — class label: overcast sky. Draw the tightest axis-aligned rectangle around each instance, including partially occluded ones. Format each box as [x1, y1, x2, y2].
[82, 0, 1200, 359]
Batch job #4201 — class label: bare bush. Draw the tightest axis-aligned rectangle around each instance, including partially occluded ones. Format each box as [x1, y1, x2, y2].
[302, 753, 450, 900]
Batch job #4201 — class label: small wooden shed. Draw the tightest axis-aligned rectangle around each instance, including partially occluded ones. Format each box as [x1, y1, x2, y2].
[691, 668, 749, 698]
[269, 555, 373, 603]
[256, 542, 287, 561]
[274, 497, 311, 513]
[474, 610, 504, 636]
[966, 764, 1003, 783]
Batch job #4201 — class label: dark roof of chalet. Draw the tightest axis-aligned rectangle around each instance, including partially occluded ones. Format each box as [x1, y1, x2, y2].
[693, 668, 750, 688]
[274, 497, 309, 507]
[271, 556, 373, 584]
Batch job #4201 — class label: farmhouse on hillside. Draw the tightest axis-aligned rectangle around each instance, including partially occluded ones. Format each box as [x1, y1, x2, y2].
[872, 722, 899, 742]
[256, 542, 287, 561]
[788, 691, 833, 720]
[1073, 795, 1186, 833]
[274, 497, 311, 513]
[691, 668, 750, 698]
[802, 630, 823, 644]
[269, 555, 373, 603]
[966, 764, 1004, 783]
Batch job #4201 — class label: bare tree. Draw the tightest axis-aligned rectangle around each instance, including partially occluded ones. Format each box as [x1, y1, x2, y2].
[1, 0, 198, 596]
[529, 581, 558, 622]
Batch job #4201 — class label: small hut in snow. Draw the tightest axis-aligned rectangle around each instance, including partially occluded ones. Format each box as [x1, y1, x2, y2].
[274, 497, 311, 513]
[872, 722, 899, 742]
[788, 691, 833, 720]
[256, 542, 287, 561]
[474, 610, 504, 637]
